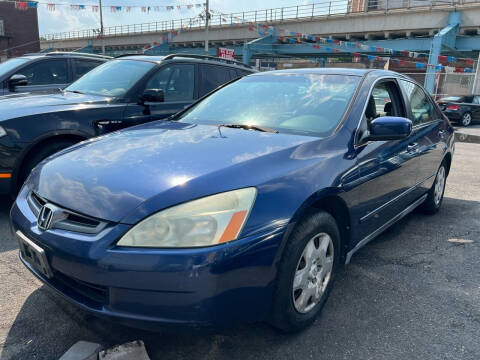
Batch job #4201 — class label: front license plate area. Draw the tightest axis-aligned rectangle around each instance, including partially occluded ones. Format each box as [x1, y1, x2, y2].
[16, 231, 53, 278]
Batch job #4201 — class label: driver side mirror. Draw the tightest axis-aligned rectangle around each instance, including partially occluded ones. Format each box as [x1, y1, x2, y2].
[139, 89, 164, 104]
[8, 74, 28, 91]
[367, 116, 412, 141]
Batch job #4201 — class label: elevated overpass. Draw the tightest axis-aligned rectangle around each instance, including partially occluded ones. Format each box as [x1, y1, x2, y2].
[40, 1, 480, 54]
[40, 0, 480, 93]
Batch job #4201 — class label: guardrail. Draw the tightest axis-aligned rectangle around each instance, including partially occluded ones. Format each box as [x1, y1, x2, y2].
[40, 0, 477, 41]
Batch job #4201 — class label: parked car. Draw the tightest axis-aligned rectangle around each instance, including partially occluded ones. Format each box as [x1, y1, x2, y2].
[11, 68, 454, 332]
[0, 52, 110, 95]
[0, 54, 255, 195]
[437, 95, 480, 126]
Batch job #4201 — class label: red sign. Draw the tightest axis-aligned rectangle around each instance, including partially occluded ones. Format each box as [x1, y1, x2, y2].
[217, 48, 235, 60]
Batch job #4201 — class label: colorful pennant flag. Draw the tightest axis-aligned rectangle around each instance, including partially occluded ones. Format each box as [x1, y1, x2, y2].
[15, 1, 28, 10]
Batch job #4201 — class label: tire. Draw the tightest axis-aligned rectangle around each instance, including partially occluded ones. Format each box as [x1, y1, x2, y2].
[17, 139, 77, 192]
[420, 161, 447, 214]
[461, 112, 472, 127]
[269, 211, 341, 333]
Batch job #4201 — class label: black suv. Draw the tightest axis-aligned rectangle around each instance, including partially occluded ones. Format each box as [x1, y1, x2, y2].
[0, 52, 111, 95]
[0, 54, 255, 194]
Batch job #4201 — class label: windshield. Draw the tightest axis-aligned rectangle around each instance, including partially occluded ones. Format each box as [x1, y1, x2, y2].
[0, 58, 30, 77]
[178, 73, 361, 136]
[66, 59, 155, 97]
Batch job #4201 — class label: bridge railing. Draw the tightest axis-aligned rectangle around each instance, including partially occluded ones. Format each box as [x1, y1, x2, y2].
[40, 0, 474, 41]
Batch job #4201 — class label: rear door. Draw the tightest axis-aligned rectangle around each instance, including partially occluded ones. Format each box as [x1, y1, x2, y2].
[198, 64, 235, 97]
[11, 59, 69, 93]
[398, 79, 445, 198]
[122, 63, 197, 126]
[72, 59, 104, 82]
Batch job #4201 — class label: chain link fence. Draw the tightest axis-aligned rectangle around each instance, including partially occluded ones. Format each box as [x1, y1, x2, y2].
[402, 72, 476, 99]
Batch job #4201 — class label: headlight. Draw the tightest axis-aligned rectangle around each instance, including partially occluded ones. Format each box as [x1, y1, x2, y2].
[0, 126, 6, 138]
[117, 187, 257, 248]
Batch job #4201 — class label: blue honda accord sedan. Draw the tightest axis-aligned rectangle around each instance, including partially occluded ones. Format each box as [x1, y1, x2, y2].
[11, 68, 454, 332]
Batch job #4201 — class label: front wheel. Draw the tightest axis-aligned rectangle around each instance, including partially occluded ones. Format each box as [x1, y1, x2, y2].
[461, 112, 472, 127]
[269, 211, 341, 332]
[17, 140, 77, 193]
[420, 162, 447, 214]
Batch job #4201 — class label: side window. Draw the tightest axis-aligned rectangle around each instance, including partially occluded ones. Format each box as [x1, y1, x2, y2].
[237, 70, 251, 78]
[473, 96, 480, 105]
[358, 80, 406, 144]
[364, 80, 405, 123]
[399, 80, 437, 125]
[229, 69, 239, 80]
[73, 59, 102, 81]
[16, 60, 67, 85]
[199, 65, 231, 96]
[145, 64, 195, 102]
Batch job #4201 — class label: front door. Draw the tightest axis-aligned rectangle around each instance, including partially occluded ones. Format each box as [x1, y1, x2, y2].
[345, 79, 420, 244]
[10, 59, 69, 94]
[122, 63, 197, 127]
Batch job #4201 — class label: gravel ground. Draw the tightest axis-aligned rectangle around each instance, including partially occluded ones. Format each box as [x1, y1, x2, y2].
[0, 127, 479, 360]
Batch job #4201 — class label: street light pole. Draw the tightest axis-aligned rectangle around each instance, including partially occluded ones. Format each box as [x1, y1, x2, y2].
[204, 0, 209, 55]
[99, 0, 105, 55]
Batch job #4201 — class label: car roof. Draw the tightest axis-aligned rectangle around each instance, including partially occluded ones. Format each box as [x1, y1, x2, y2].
[250, 68, 406, 77]
[22, 52, 111, 60]
[115, 54, 255, 71]
[440, 95, 478, 98]
[116, 55, 165, 63]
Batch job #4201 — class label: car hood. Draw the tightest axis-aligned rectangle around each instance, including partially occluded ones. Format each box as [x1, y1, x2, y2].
[29, 121, 318, 223]
[0, 91, 113, 121]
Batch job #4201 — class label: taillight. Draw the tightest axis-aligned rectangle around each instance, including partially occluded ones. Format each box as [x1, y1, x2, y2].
[446, 105, 459, 110]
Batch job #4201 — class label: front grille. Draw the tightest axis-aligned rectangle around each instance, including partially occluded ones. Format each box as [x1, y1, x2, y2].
[28, 191, 46, 215]
[27, 191, 108, 234]
[53, 270, 108, 306]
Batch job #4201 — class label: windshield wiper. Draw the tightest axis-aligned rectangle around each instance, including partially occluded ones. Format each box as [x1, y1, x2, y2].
[219, 124, 278, 133]
[65, 90, 83, 94]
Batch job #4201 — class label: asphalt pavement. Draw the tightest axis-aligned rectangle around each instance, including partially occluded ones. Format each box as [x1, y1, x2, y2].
[0, 126, 479, 360]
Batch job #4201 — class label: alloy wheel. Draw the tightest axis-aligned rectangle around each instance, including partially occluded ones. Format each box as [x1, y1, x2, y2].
[434, 166, 446, 206]
[462, 113, 472, 126]
[292, 233, 334, 314]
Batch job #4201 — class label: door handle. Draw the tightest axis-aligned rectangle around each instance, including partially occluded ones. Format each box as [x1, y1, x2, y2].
[407, 143, 418, 152]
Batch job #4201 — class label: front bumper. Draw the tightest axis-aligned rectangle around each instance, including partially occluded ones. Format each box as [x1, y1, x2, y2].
[0, 134, 21, 195]
[10, 188, 286, 329]
[0, 175, 12, 194]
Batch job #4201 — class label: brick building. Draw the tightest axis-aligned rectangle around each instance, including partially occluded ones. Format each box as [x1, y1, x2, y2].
[0, 1, 40, 61]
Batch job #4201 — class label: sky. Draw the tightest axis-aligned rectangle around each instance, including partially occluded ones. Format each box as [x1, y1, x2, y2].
[38, 0, 314, 35]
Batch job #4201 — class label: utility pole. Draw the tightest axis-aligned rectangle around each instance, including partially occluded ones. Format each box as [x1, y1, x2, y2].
[99, 0, 105, 55]
[204, 0, 209, 55]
